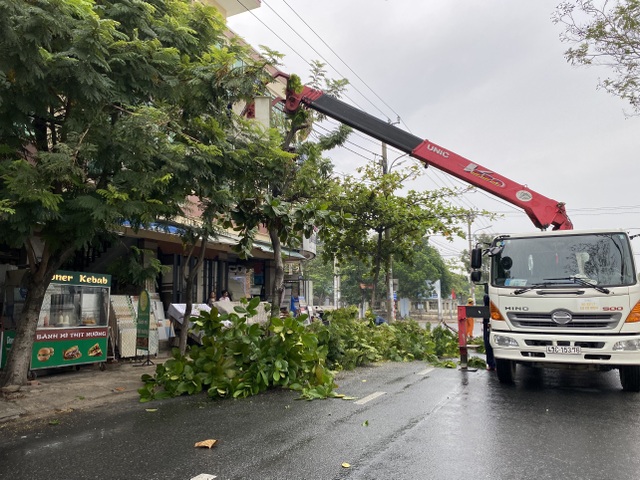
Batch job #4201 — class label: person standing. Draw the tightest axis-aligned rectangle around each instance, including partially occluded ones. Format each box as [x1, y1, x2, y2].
[207, 291, 217, 307]
[483, 293, 496, 371]
[465, 298, 475, 343]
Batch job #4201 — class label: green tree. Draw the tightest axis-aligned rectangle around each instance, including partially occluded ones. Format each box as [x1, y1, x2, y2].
[226, 71, 350, 318]
[554, 0, 640, 114]
[445, 260, 473, 302]
[0, 0, 271, 386]
[304, 244, 335, 306]
[107, 246, 168, 293]
[322, 161, 470, 312]
[393, 239, 453, 300]
[336, 257, 384, 308]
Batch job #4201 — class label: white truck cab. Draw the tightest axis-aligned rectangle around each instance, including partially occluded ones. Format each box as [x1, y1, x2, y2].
[473, 229, 640, 390]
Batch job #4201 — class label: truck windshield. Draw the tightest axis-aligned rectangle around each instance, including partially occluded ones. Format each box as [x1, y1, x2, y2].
[491, 233, 636, 288]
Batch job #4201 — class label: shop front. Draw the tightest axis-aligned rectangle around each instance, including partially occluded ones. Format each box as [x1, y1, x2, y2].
[1, 270, 111, 374]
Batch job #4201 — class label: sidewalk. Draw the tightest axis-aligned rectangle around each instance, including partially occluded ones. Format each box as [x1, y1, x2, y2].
[0, 350, 170, 426]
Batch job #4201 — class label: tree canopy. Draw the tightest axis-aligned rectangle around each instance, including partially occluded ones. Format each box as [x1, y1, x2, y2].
[224, 71, 350, 316]
[554, 0, 640, 114]
[0, 0, 275, 386]
[320, 161, 471, 307]
[393, 238, 454, 300]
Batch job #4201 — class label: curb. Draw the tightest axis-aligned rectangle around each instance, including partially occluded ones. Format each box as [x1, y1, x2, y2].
[0, 354, 169, 426]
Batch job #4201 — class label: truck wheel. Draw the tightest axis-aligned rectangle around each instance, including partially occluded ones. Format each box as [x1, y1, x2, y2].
[496, 359, 516, 384]
[619, 366, 640, 392]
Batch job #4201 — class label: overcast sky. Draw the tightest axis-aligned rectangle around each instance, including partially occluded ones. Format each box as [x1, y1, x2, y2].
[227, 0, 640, 262]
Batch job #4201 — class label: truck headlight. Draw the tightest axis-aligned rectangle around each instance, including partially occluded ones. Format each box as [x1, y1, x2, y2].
[613, 339, 640, 351]
[493, 335, 519, 347]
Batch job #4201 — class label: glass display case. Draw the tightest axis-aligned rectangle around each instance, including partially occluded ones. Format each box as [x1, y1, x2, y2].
[1, 270, 111, 371]
[42, 284, 108, 328]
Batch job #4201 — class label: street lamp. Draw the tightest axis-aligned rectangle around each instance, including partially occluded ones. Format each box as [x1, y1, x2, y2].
[388, 153, 409, 172]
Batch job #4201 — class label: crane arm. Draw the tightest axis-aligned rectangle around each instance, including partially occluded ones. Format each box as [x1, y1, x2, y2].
[277, 73, 573, 231]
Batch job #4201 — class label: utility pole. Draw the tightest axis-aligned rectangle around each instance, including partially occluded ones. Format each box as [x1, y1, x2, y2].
[467, 212, 475, 303]
[381, 142, 396, 321]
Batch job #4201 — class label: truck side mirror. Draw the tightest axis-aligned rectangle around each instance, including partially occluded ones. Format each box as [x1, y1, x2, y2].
[470, 270, 482, 283]
[470, 248, 483, 269]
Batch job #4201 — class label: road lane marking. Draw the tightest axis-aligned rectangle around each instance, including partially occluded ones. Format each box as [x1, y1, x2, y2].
[417, 367, 435, 376]
[354, 391, 386, 405]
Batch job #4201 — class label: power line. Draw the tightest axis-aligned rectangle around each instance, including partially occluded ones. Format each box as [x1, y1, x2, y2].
[236, 0, 386, 116]
[278, 0, 411, 130]
[234, 0, 423, 154]
[235, 2, 638, 229]
[233, 0, 312, 66]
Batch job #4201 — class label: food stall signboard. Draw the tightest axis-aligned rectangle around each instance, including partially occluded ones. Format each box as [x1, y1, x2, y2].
[35, 270, 111, 370]
[51, 271, 112, 287]
[1, 270, 111, 371]
[136, 290, 150, 351]
[31, 327, 107, 367]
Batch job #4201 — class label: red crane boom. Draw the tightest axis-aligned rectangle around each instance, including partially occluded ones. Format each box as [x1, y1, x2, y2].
[276, 73, 573, 231]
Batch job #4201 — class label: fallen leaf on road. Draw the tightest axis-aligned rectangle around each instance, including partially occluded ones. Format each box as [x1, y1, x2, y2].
[195, 439, 218, 449]
[342, 463, 351, 468]
[112, 387, 126, 392]
[362, 420, 369, 427]
[145, 408, 158, 412]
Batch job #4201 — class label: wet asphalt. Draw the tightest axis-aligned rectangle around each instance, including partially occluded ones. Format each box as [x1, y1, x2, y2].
[1, 360, 639, 480]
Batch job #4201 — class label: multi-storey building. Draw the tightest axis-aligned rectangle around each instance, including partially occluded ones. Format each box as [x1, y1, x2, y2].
[0, 0, 316, 319]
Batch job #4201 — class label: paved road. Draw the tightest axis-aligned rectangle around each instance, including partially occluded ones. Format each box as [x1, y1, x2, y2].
[1, 361, 639, 480]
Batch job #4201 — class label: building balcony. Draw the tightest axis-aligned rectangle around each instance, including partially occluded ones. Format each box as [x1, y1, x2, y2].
[202, 0, 261, 18]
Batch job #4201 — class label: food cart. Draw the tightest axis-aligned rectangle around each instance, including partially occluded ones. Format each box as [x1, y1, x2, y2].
[1, 270, 111, 375]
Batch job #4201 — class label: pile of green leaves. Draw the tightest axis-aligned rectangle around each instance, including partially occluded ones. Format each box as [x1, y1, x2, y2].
[139, 303, 467, 403]
[308, 309, 456, 370]
[139, 297, 336, 402]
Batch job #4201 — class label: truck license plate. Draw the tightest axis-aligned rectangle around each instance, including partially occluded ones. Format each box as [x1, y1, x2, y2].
[546, 346, 581, 355]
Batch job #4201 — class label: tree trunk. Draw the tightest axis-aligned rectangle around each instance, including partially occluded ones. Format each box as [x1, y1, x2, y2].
[0, 249, 69, 388]
[178, 236, 207, 355]
[370, 231, 384, 310]
[269, 227, 285, 319]
[0, 279, 47, 387]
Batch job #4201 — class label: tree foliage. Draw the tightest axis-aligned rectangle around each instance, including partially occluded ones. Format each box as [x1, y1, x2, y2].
[139, 304, 461, 402]
[304, 244, 335, 306]
[321, 161, 471, 307]
[393, 238, 454, 300]
[224, 70, 350, 316]
[554, 0, 640, 114]
[0, 0, 273, 386]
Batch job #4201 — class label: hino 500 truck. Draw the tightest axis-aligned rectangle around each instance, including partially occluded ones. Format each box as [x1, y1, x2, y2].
[471, 229, 640, 390]
[276, 72, 640, 391]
